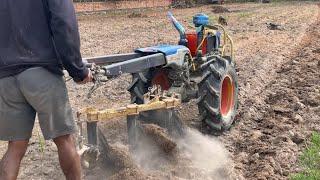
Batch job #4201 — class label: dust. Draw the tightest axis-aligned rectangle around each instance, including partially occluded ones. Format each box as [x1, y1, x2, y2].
[132, 125, 232, 179]
[176, 129, 232, 179]
[106, 143, 137, 170]
[132, 126, 176, 171]
[141, 124, 177, 153]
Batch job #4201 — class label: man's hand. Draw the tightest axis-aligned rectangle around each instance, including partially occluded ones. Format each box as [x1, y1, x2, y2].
[77, 69, 93, 84]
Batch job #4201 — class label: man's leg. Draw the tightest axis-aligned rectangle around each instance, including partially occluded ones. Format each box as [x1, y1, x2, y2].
[0, 75, 35, 180]
[0, 140, 29, 180]
[53, 135, 81, 180]
[16, 67, 81, 179]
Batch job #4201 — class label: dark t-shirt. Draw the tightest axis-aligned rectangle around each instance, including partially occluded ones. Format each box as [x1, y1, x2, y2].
[0, 65, 64, 79]
[0, 0, 87, 82]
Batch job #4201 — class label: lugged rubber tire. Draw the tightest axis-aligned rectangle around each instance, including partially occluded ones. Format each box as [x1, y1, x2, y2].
[127, 70, 152, 104]
[197, 56, 238, 134]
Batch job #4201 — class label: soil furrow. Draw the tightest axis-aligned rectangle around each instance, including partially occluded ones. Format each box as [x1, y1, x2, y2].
[223, 4, 320, 179]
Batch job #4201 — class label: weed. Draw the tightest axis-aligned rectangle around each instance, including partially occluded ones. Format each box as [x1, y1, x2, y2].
[37, 130, 45, 153]
[291, 132, 320, 180]
[238, 12, 252, 18]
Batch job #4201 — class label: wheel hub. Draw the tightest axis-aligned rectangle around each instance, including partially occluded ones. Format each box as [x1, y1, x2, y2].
[220, 76, 235, 117]
[152, 71, 170, 90]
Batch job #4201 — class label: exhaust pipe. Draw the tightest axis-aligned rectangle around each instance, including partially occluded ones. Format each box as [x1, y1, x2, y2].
[167, 12, 186, 39]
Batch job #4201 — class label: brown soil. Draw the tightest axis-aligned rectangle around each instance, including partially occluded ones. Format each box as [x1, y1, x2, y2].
[0, 2, 319, 180]
[140, 124, 177, 153]
[128, 12, 148, 18]
[106, 143, 137, 170]
[230, 6, 320, 179]
[74, 1, 170, 13]
[108, 168, 150, 180]
[212, 5, 230, 13]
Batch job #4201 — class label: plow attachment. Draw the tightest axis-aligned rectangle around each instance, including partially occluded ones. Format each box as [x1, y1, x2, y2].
[76, 86, 184, 168]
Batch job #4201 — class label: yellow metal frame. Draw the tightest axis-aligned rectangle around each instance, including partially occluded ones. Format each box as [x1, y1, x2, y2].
[82, 94, 181, 122]
[197, 25, 235, 62]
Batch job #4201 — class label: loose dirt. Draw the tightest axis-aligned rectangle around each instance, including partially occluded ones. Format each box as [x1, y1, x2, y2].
[140, 124, 177, 153]
[220, 4, 320, 180]
[0, 2, 319, 180]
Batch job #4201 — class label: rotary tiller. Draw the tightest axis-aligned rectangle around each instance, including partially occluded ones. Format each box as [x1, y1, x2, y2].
[77, 12, 238, 164]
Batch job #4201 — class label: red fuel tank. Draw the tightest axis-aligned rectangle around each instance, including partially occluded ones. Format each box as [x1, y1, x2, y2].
[186, 32, 207, 57]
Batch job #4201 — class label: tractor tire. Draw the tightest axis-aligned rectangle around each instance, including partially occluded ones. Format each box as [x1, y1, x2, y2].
[197, 56, 238, 134]
[127, 70, 152, 104]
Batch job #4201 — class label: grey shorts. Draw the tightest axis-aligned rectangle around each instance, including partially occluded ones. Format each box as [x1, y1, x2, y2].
[0, 67, 76, 141]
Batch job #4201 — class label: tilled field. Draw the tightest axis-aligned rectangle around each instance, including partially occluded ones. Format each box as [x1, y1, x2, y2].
[0, 2, 319, 180]
[219, 4, 320, 180]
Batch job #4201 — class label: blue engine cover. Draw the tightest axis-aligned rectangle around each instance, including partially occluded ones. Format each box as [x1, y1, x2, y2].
[135, 45, 190, 68]
[135, 45, 187, 56]
[193, 13, 209, 27]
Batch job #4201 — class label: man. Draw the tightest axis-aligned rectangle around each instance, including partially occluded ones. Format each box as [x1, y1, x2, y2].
[0, 0, 92, 179]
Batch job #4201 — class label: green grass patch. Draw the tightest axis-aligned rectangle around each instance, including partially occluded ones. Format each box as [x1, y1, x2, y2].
[291, 132, 320, 180]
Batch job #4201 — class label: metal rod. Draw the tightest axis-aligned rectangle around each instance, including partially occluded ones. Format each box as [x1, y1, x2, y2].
[83, 53, 142, 66]
[86, 97, 181, 122]
[102, 53, 166, 76]
[87, 122, 98, 146]
[127, 114, 139, 150]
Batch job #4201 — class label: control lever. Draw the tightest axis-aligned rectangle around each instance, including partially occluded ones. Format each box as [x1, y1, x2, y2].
[87, 64, 107, 98]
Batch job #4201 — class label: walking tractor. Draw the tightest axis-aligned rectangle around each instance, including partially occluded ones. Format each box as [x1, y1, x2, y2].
[77, 12, 238, 165]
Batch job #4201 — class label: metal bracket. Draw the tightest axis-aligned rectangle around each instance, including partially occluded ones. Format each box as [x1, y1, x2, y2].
[84, 86, 181, 122]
